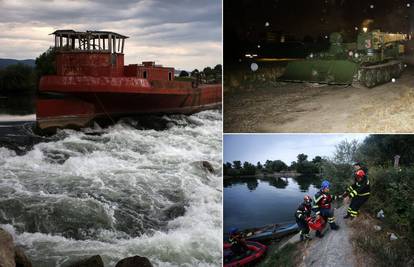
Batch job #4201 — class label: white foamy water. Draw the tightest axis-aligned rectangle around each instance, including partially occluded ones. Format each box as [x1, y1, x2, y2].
[0, 114, 35, 122]
[0, 110, 222, 267]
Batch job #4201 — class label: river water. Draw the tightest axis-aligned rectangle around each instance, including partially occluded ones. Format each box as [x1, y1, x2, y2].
[0, 110, 222, 267]
[224, 176, 321, 233]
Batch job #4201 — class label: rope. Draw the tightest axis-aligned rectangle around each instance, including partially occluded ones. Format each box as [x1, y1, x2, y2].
[93, 93, 116, 125]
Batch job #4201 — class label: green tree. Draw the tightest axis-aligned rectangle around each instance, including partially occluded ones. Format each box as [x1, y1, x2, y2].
[297, 153, 308, 163]
[0, 64, 36, 93]
[223, 162, 232, 175]
[191, 69, 199, 77]
[357, 135, 414, 166]
[256, 161, 263, 170]
[242, 161, 256, 175]
[334, 139, 360, 164]
[179, 70, 189, 77]
[35, 47, 57, 82]
[233, 160, 242, 170]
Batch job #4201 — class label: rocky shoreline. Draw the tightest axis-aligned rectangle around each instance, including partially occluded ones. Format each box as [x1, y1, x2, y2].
[0, 227, 153, 267]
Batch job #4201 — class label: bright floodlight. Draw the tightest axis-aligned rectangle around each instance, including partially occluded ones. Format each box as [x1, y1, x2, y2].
[363, 27, 368, 33]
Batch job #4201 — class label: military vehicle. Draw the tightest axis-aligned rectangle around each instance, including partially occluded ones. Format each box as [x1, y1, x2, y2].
[280, 30, 407, 88]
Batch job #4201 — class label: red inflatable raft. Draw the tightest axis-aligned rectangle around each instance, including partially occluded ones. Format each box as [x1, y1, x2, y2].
[223, 241, 267, 267]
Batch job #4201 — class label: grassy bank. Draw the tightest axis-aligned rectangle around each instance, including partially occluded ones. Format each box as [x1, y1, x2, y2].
[342, 167, 414, 266]
[257, 242, 302, 267]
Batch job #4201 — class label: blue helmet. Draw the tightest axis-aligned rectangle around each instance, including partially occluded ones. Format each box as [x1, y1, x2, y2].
[321, 180, 330, 189]
[229, 227, 239, 235]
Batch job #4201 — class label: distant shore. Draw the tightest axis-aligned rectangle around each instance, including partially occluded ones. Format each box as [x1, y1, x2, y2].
[223, 171, 304, 180]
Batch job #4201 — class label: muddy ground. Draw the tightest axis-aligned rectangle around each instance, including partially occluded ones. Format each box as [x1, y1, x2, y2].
[224, 66, 414, 133]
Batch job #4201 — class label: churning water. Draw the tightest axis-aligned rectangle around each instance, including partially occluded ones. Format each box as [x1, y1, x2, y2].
[0, 110, 222, 267]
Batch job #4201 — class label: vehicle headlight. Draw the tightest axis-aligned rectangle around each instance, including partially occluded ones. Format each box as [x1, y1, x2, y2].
[354, 53, 359, 58]
[348, 51, 354, 57]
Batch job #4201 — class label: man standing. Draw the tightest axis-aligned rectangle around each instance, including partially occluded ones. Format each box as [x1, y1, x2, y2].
[295, 195, 313, 241]
[343, 162, 370, 219]
[313, 180, 339, 238]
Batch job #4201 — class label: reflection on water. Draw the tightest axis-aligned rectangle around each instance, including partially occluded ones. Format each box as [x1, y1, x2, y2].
[246, 179, 258, 191]
[224, 176, 321, 233]
[269, 177, 289, 189]
[295, 174, 322, 192]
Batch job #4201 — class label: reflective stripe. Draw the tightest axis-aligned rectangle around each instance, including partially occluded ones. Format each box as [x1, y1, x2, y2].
[350, 213, 357, 217]
[314, 195, 323, 203]
[358, 192, 370, 196]
[349, 210, 358, 215]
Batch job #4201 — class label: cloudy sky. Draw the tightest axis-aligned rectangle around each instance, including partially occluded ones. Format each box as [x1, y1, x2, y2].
[224, 134, 369, 165]
[0, 0, 221, 70]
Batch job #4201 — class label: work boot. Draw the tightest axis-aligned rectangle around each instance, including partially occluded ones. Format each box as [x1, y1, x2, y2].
[304, 234, 312, 240]
[329, 223, 339, 230]
[316, 231, 324, 238]
[343, 213, 351, 219]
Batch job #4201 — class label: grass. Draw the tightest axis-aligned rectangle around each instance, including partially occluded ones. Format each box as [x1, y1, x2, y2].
[257, 242, 301, 267]
[349, 212, 414, 267]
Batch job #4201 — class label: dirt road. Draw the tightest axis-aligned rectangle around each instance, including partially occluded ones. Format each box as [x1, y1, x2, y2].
[224, 67, 414, 133]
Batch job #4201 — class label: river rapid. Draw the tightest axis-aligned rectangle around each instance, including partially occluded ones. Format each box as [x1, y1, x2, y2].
[0, 110, 222, 267]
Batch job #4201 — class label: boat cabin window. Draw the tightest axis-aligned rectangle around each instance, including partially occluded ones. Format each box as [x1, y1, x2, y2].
[168, 72, 172, 81]
[143, 71, 147, 79]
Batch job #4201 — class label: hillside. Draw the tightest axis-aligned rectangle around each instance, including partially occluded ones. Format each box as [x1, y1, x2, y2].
[0, 58, 35, 69]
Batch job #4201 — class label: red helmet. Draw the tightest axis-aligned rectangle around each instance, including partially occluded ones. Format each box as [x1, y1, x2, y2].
[304, 195, 312, 205]
[356, 170, 365, 177]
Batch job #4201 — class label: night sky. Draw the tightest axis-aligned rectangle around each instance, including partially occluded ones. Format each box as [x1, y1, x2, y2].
[224, 0, 414, 61]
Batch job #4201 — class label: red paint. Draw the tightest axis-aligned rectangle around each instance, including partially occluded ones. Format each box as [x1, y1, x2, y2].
[37, 32, 222, 130]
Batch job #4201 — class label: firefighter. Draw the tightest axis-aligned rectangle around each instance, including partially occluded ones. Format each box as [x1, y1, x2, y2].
[313, 180, 339, 237]
[228, 227, 248, 256]
[295, 195, 313, 241]
[343, 162, 370, 219]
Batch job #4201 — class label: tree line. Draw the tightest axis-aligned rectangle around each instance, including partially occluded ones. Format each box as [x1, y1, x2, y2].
[223, 153, 323, 176]
[178, 64, 222, 84]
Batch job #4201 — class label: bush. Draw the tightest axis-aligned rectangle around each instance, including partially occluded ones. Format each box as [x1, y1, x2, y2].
[365, 167, 414, 238]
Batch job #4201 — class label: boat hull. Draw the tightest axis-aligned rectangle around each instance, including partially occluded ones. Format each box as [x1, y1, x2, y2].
[36, 83, 221, 130]
[243, 223, 299, 242]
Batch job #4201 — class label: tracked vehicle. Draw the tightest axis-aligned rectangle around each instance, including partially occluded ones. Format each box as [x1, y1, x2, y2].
[280, 30, 407, 88]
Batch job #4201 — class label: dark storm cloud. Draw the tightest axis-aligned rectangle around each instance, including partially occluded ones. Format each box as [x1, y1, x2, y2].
[0, 0, 222, 70]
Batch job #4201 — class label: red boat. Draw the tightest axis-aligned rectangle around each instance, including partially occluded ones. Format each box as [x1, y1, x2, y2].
[223, 241, 267, 267]
[36, 30, 222, 130]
